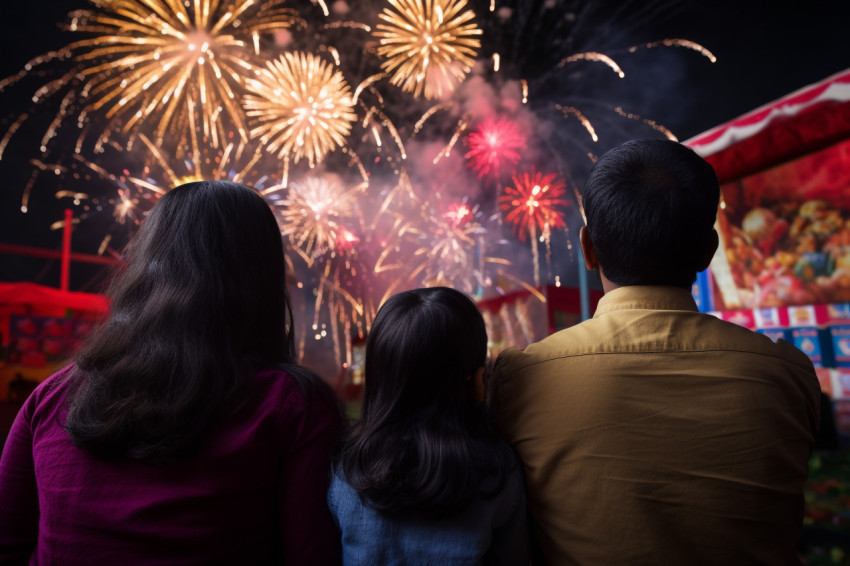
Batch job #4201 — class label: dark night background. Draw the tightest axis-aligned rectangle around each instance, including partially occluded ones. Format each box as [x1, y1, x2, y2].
[0, 0, 848, 292]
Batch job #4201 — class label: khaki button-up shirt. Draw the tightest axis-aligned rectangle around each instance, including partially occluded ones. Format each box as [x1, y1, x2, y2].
[493, 285, 821, 566]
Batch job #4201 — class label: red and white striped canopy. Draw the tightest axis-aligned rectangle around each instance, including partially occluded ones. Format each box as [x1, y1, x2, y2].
[685, 68, 850, 183]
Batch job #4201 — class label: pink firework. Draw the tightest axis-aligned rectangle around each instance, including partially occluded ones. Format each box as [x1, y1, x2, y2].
[465, 118, 526, 178]
[500, 171, 568, 241]
[444, 202, 473, 226]
[335, 227, 360, 252]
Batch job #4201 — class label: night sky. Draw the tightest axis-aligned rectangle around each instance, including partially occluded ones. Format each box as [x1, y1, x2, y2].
[0, 0, 848, 292]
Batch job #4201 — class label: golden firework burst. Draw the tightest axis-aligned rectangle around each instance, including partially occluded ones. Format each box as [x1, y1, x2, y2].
[244, 52, 358, 168]
[63, 0, 297, 148]
[373, 0, 482, 100]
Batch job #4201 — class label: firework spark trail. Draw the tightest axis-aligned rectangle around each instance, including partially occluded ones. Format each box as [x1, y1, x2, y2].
[373, 0, 483, 99]
[555, 105, 598, 142]
[433, 117, 468, 164]
[558, 52, 625, 78]
[633, 39, 717, 63]
[140, 133, 267, 188]
[0, 49, 72, 92]
[322, 21, 373, 32]
[58, 0, 299, 149]
[316, 239, 381, 368]
[316, 260, 362, 370]
[41, 91, 76, 153]
[19, 159, 67, 213]
[311, 0, 330, 16]
[0, 113, 29, 160]
[341, 148, 370, 184]
[244, 52, 358, 168]
[413, 102, 452, 133]
[368, 105, 407, 159]
[613, 107, 678, 140]
[373, 167, 419, 228]
[353, 74, 386, 104]
[464, 117, 526, 178]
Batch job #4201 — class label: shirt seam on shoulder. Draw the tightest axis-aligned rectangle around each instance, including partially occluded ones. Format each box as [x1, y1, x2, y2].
[501, 347, 816, 377]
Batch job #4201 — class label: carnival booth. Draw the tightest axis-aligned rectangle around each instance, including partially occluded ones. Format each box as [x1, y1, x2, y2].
[0, 282, 108, 401]
[686, 68, 850, 436]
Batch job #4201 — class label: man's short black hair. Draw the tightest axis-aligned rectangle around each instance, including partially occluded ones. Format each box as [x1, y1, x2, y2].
[581, 139, 720, 288]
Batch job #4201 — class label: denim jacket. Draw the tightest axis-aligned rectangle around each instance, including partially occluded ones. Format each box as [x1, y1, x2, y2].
[327, 457, 529, 566]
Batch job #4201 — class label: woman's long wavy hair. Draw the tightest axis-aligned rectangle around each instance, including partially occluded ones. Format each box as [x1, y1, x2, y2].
[64, 181, 307, 463]
[339, 287, 515, 519]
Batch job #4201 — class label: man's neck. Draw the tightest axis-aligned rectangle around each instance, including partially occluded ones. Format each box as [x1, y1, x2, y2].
[598, 270, 620, 295]
[598, 270, 694, 295]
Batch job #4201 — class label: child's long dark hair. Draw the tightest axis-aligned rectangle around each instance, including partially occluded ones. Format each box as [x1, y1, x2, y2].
[339, 287, 515, 519]
[64, 181, 313, 463]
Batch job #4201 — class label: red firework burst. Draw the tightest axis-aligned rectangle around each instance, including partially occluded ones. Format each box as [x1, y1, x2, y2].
[500, 171, 568, 241]
[464, 117, 526, 178]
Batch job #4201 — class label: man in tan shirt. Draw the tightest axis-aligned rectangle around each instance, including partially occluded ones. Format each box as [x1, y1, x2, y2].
[492, 139, 821, 565]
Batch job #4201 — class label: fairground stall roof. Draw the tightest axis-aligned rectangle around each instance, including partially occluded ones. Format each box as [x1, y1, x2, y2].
[686, 68, 850, 182]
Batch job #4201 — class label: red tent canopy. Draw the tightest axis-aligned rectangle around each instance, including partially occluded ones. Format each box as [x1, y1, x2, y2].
[686, 68, 850, 183]
[686, 69, 850, 314]
[0, 282, 108, 314]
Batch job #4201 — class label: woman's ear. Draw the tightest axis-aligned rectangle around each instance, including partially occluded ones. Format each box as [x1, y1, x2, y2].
[473, 366, 486, 404]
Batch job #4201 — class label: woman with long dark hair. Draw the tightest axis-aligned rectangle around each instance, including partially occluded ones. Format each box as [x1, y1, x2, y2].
[0, 181, 342, 565]
[329, 287, 529, 565]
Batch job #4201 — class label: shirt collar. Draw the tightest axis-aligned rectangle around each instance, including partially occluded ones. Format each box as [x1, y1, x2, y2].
[593, 286, 699, 317]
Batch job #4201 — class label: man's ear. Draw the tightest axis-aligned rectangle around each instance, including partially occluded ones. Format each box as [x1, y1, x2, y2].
[579, 226, 598, 271]
[697, 229, 719, 272]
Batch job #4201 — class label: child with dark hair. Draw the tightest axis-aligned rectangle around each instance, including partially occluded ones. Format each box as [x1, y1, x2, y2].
[329, 287, 529, 565]
[0, 181, 342, 565]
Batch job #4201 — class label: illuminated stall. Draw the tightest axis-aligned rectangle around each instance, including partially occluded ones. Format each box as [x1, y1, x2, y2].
[687, 68, 850, 435]
[0, 282, 108, 401]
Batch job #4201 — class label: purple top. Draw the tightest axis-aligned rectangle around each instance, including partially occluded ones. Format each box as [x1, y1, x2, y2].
[0, 365, 342, 566]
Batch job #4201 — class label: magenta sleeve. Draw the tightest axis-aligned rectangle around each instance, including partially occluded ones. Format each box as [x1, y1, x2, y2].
[277, 385, 343, 566]
[0, 398, 39, 564]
